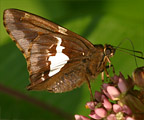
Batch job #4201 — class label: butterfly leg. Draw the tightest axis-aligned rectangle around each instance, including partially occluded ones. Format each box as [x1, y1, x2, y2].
[103, 64, 115, 83]
[104, 56, 112, 79]
[107, 57, 112, 76]
[101, 71, 104, 82]
[104, 67, 110, 78]
[86, 78, 94, 101]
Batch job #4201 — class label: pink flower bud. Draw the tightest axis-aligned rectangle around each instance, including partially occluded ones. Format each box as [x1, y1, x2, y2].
[125, 116, 135, 120]
[107, 114, 117, 120]
[94, 108, 107, 118]
[102, 84, 112, 99]
[107, 86, 120, 100]
[89, 111, 102, 119]
[102, 83, 109, 90]
[75, 115, 90, 120]
[122, 105, 132, 115]
[133, 66, 144, 88]
[118, 78, 128, 93]
[111, 75, 119, 84]
[122, 94, 144, 113]
[94, 91, 102, 102]
[102, 95, 112, 110]
[113, 104, 122, 113]
[85, 101, 96, 110]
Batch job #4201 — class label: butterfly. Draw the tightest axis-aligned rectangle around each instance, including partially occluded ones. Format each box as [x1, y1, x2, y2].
[3, 9, 115, 93]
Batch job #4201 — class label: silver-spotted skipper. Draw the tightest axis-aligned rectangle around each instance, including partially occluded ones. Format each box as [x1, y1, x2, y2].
[3, 9, 115, 93]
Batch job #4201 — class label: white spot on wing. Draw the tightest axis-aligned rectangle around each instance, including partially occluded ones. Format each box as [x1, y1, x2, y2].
[58, 26, 68, 35]
[41, 73, 45, 81]
[41, 77, 45, 81]
[42, 73, 44, 76]
[48, 37, 69, 77]
[24, 13, 30, 18]
[46, 62, 49, 66]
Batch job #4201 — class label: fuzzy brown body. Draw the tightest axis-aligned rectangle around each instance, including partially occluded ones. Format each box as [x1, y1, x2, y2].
[3, 9, 114, 93]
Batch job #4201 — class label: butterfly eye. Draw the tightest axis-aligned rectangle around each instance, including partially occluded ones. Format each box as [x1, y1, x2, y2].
[105, 48, 111, 56]
[104, 44, 115, 57]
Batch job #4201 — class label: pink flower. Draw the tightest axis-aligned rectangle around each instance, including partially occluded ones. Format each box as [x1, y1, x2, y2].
[89, 111, 102, 119]
[103, 85, 120, 100]
[89, 108, 107, 119]
[126, 116, 135, 120]
[75, 72, 144, 120]
[94, 108, 107, 118]
[113, 104, 122, 113]
[102, 95, 112, 110]
[94, 91, 102, 102]
[111, 73, 130, 93]
[118, 78, 128, 93]
[75, 115, 90, 120]
[107, 114, 116, 120]
[85, 101, 96, 110]
[122, 105, 132, 115]
[113, 103, 132, 116]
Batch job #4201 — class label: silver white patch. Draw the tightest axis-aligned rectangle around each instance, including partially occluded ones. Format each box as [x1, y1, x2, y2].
[48, 37, 69, 77]
[11, 30, 25, 39]
[5, 10, 15, 23]
[11, 30, 30, 56]
[17, 38, 30, 54]
[58, 26, 68, 35]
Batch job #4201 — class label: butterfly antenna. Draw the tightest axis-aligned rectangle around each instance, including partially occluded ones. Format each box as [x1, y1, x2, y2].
[115, 47, 143, 56]
[113, 38, 144, 67]
[114, 38, 125, 50]
[116, 49, 144, 59]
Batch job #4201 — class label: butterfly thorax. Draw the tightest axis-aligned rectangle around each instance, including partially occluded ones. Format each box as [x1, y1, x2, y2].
[86, 44, 115, 80]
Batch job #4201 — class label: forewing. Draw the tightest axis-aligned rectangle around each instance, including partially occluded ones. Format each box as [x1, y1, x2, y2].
[3, 9, 94, 57]
[3, 9, 94, 92]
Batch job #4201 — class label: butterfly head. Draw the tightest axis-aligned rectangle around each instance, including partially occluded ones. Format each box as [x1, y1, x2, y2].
[104, 44, 115, 58]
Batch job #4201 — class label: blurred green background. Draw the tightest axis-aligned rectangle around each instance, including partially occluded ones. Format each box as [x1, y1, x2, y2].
[0, 0, 144, 120]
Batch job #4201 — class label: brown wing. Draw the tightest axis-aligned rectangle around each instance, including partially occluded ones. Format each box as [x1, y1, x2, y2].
[3, 9, 95, 92]
[3, 9, 94, 57]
